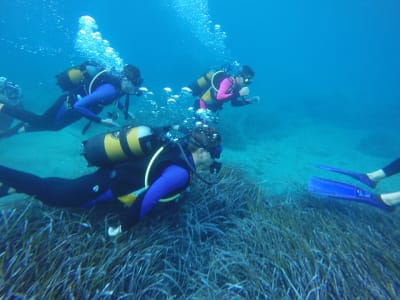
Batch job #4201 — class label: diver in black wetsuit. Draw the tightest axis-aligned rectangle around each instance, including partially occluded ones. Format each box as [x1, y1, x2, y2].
[0, 62, 143, 137]
[0, 125, 223, 236]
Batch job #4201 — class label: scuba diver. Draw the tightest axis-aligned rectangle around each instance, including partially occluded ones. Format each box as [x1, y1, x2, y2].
[191, 64, 260, 113]
[0, 124, 223, 236]
[0, 77, 23, 130]
[308, 158, 400, 211]
[0, 62, 143, 138]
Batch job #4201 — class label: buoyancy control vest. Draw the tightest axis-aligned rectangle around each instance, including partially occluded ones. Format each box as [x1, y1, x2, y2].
[189, 69, 228, 98]
[111, 144, 192, 206]
[55, 61, 119, 95]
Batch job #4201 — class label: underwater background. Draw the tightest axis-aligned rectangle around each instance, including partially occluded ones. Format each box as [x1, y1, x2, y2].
[1, 0, 400, 298]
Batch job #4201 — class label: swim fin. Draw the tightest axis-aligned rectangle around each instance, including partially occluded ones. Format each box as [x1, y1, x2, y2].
[314, 164, 377, 188]
[308, 176, 394, 211]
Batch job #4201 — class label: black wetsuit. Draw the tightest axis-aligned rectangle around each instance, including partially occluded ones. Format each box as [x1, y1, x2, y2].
[0, 73, 125, 136]
[382, 158, 400, 177]
[0, 165, 113, 207]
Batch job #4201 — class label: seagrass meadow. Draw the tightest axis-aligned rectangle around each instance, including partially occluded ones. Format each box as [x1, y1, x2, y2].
[1, 168, 399, 299]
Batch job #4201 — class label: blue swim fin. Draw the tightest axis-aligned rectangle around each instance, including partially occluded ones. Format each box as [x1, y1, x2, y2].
[314, 164, 377, 188]
[308, 176, 394, 211]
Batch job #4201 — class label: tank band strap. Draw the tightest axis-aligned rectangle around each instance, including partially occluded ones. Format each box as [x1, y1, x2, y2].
[119, 127, 137, 159]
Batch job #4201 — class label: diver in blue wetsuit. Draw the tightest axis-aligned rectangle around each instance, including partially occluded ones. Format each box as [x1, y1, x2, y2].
[309, 157, 400, 211]
[0, 62, 143, 137]
[0, 125, 223, 236]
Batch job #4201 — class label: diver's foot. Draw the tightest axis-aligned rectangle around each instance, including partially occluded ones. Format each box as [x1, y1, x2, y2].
[373, 194, 396, 212]
[380, 191, 400, 209]
[0, 122, 25, 138]
[0, 183, 15, 197]
[366, 170, 386, 186]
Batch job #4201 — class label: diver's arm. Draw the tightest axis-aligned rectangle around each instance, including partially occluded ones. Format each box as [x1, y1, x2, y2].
[139, 165, 189, 218]
[230, 86, 259, 107]
[216, 78, 236, 101]
[116, 97, 124, 111]
[230, 97, 251, 106]
[116, 95, 135, 120]
[120, 164, 190, 231]
[73, 83, 117, 122]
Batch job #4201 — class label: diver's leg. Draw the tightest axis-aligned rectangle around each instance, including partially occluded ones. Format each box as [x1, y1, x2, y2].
[0, 103, 42, 125]
[366, 158, 400, 184]
[0, 165, 113, 207]
[0, 122, 26, 138]
[0, 112, 14, 130]
[0, 182, 15, 197]
[0, 102, 44, 137]
[38, 94, 70, 125]
[380, 191, 400, 206]
[381, 158, 400, 177]
[0, 95, 69, 133]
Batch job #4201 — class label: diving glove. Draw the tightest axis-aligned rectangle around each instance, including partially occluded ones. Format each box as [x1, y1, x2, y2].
[107, 225, 122, 237]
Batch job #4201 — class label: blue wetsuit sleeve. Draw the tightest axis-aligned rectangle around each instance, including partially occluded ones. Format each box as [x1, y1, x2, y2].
[139, 165, 190, 219]
[73, 83, 117, 122]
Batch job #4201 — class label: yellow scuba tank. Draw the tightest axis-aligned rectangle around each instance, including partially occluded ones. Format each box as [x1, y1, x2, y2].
[189, 69, 228, 97]
[56, 67, 85, 91]
[189, 70, 214, 96]
[82, 125, 160, 167]
[55, 61, 106, 92]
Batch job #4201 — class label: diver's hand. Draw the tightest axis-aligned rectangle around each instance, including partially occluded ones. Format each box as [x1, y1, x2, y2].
[100, 118, 120, 127]
[127, 111, 135, 120]
[108, 225, 122, 237]
[123, 111, 134, 120]
[239, 86, 250, 96]
[171, 124, 180, 131]
[246, 96, 260, 103]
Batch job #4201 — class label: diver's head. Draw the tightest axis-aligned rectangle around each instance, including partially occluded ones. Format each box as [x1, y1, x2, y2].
[188, 124, 222, 174]
[121, 64, 143, 95]
[238, 65, 255, 85]
[123, 64, 143, 87]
